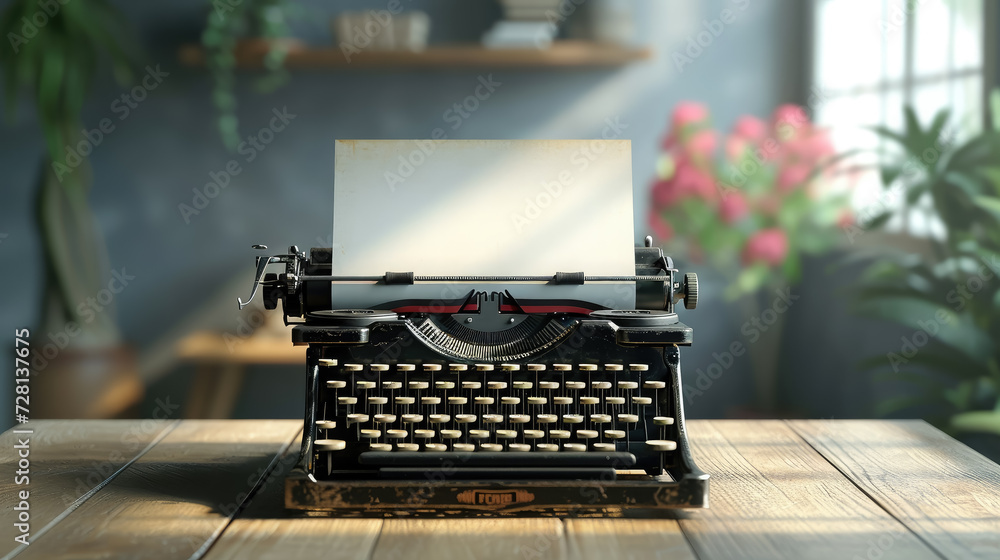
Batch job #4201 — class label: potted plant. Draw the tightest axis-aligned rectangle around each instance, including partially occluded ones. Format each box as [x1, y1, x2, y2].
[649, 102, 852, 413]
[853, 98, 1000, 456]
[0, 0, 142, 417]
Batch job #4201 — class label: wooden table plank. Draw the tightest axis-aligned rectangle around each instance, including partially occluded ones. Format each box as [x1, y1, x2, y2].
[565, 519, 698, 560]
[679, 420, 940, 560]
[11, 420, 299, 560]
[201, 435, 383, 560]
[790, 419, 1000, 559]
[0, 420, 176, 558]
[372, 519, 566, 560]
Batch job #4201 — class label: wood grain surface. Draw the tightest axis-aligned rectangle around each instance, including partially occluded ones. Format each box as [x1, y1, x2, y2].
[790, 419, 1000, 559]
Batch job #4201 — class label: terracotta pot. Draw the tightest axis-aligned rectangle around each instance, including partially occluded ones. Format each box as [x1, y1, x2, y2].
[30, 345, 143, 419]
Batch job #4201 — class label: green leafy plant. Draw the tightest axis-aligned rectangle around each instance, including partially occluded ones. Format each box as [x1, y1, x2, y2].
[855, 96, 1000, 436]
[0, 0, 136, 344]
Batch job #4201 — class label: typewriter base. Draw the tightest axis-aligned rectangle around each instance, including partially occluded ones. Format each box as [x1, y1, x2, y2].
[285, 469, 708, 517]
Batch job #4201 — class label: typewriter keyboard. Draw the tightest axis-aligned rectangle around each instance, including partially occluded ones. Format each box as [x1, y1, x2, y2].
[312, 360, 678, 470]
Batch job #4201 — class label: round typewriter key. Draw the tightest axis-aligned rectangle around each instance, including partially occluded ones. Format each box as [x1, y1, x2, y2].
[401, 414, 423, 423]
[385, 429, 407, 439]
[553, 364, 572, 371]
[501, 363, 520, 371]
[318, 359, 338, 367]
[314, 439, 345, 451]
[593, 443, 616, 451]
[448, 397, 468, 405]
[469, 429, 490, 439]
[501, 397, 519, 405]
[368, 397, 389, 405]
[480, 443, 503, 451]
[424, 364, 442, 371]
[455, 414, 476, 423]
[382, 381, 402, 390]
[536, 414, 558, 423]
[527, 397, 547, 405]
[496, 429, 517, 439]
[396, 364, 415, 372]
[591, 381, 612, 390]
[577, 430, 599, 439]
[565, 381, 586, 390]
[539, 381, 560, 390]
[618, 414, 640, 423]
[632, 396, 653, 405]
[414, 429, 435, 439]
[440, 429, 461, 439]
[421, 397, 442, 405]
[373, 414, 396, 424]
[523, 429, 544, 439]
[453, 443, 475, 452]
[474, 396, 494, 405]
[489, 381, 508, 390]
[536, 443, 559, 452]
[360, 429, 381, 439]
[579, 396, 600, 405]
[396, 443, 419, 451]
[435, 381, 455, 389]
[483, 414, 503, 423]
[475, 364, 494, 371]
[462, 381, 482, 390]
[605, 397, 625, 405]
[617, 381, 638, 390]
[590, 414, 613, 424]
[550, 430, 571, 439]
[553, 397, 573, 405]
[339, 397, 359, 405]
[344, 364, 364, 372]
[316, 420, 337, 430]
[629, 364, 649, 371]
[654, 416, 675, 426]
[395, 397, 415, 405]
[509, 414, 531, 424]
[646, 439, 677, 452]
[347, 413, 369, 424]
[429, 414, 451, 423]
[369, 443, 392, 451]
[424, 443, 447, 452]
[508, 443, 532, 452]
[326, 380, 347, 389]
[604, 364, 624, 371]
[604, 430, 626, 439]
[370, 364, 389, 372]
[579, 364, 598, 371]
[448, 364, 468, 372]
[408, 381, 429, 390]
[563, 443, 587, 452]
[513, 381, 533, 390]
[527, 363, 546, 371]
[644, 381, 666, 389]
[356, 381, 376, 389]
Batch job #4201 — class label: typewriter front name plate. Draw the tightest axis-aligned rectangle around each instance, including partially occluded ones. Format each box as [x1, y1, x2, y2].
[248, 245, 708, 515]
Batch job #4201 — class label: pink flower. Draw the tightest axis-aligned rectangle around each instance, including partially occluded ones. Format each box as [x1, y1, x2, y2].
[652, 178, 680, 208]
[672, 161, 717, 202]
[776, 164, 812, 192]
[790, 131, 836, 164]
[725, 136, 749, 161]
[719, 191, 748, 224]
[671, 102, 709, 131]
[772, 104, 809, 142]
[732, 116, 767, 141]
[648, 210, 673, 241]
[837, 210, 854, 228]
[683, 129, 717, 160]
[742, 228, 788, 266]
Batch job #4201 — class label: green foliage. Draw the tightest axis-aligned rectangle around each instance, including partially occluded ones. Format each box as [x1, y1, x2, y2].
[858, 100, 1000, 437]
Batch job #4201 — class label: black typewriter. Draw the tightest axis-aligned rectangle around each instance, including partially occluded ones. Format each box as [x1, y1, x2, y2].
[238, 236, 709, 516]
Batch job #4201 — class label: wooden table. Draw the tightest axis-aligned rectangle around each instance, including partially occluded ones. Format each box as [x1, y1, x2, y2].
[2, 420, 998, 559]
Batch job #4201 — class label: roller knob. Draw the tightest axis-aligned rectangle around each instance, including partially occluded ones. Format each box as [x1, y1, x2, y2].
[683, 272, 698, 310]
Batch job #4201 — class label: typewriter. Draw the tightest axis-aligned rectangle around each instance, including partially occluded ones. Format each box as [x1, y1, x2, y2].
[238, 140, 708, 515]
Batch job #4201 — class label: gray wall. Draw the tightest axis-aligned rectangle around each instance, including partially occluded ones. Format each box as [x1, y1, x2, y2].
[2, 0, 884, 425]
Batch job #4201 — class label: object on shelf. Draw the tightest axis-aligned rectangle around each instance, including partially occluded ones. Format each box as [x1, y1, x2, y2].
[483, 0, 563, 49]
[332, 10, 431, 52]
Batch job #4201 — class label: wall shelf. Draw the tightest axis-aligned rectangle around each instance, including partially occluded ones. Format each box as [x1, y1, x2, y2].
[178, 40, 651, 69]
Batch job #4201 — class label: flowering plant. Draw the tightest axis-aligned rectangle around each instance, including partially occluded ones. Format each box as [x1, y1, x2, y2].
[649, 102, 852, 298]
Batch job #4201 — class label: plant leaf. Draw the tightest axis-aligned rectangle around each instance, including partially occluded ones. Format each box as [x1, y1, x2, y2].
[950, 410, 1000, 436]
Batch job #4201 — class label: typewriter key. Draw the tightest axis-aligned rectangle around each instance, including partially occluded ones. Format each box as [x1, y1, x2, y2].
[401, 414, 423, 423]
[423, 364, 442, 372]
[318, 359, 338, 367]
[386, 429, 408, 439]
[562, 414, 584, 424]
[396, 443, 419, 451]
[361, 429, 381, 439]
[579, 364, 598, 371]
[469, 429, 490, 439]
[565, 381, 586, 390]
[370, 364, 389, 372]
[383, 381, 402, 390]
[414, 429, 435, 439]
[605, 364, 624, 371]
[369, 443, 392, 451]
[489, 382, 508, 390]
[527, 397, 547, 405]
[526, 364, 546, 371]
[483, 414, 503, 423]
[579, 396, 599, 405]
[344, 364, 364, 372]
[453, 443, 475, 452]
[508, 443, 532, 452]
[539, 381, 560, 390]
[512, 381, 533, 389]
[455, 414, 476, 423]
[440, 429, 461, 439]
[509, 414, 531, 423]
[475, 364, 494, 371]
[550, 430, 571, 439]
[314, 439, 345, 451]
[326, 380, 347, 389]
[536, 443, 559, 452]
[480, 443, 503, 451]
[429, 414, 450, 423]
[421, 397, 442, 405]
[474, 396, 494, 405]
[338, 397, 358, 405]
[553, 397, 573, 405]
[462, 381, 482, 390]
[316, 420, 337, 430]
[604, 430, 626, 439]
[536, 414, 558, 423]
[629, 364, 649, 371]
[563, 443, 587, 451]
[523, 429, 544, 439]
[577, 430, 599, 439]
[408, 381, 429, 390]
[592, 381, 612, 390]
[424, 443, 447, 451]
[593, 443, 616, 451]
[395, 397, 415, 405]
[357, 381, 376, 389]
[553, 364, 572, 371]
[496, 429, 517, 439]
[448, 364, 468, 372]
[632, 396, 653, 405]
[368, 397, 389, 405]
[501, 364, 520, 371]
[448, 397, 468, 405]
[590, 414, 612, 424]
[374, 414, 397, 423]
[645, 439, 677, 452]
[347, 413, 369, 424]
[435, 381, 455, 389]
[618, 381, 638, 390]
[396, 364, 415, 372]
[618, 414, 639, 423]
[605, 397, 625, 405]
[644, 381, 666, 389]
[501, 397, 520, 405]
[654, 416, 674, 426]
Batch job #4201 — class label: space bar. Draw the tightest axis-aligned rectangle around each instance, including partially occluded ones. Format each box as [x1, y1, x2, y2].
[358, 451, 636, 468]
